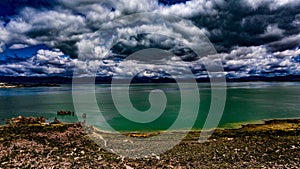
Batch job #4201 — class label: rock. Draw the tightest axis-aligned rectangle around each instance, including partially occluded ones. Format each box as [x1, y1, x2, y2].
[51, 117, 61, 124]
[57, 110, 73, 115]
[7, 116, 46, 125]
[125, 164, 134, 169]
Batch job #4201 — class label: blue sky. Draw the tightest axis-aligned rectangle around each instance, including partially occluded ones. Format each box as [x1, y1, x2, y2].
[0, 0, 300, 78]
[0, 45, 49, 58]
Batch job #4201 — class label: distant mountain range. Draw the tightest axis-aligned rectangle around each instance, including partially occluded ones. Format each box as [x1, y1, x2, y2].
[1, 75, 300, 84]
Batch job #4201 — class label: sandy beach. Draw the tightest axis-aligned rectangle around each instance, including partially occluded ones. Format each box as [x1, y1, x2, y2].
[0, 119, 299, 168]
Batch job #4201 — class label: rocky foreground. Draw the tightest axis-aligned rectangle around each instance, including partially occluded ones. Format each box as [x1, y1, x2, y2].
[0, 119, 299, 168]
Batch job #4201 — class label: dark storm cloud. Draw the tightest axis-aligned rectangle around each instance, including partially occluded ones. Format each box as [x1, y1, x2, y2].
[189, 0, 300, 52]
[110, 33, 198, 61]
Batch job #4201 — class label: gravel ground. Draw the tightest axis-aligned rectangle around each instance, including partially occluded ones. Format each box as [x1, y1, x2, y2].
[0, 120, 299, 168]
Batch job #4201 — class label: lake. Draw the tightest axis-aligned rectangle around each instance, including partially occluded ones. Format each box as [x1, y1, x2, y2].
[0, 82, 300, 132]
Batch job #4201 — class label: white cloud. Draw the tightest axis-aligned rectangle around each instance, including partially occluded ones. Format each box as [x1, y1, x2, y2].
[0, 49, 73, 76]
[260, 24, 285, 38]
[0, 41, 5, 53]
[292, 14, 300, 27]
[9, 44, 29, 50]
[158, 0, 224, 17]
[1, 46, 300, 78]
[203, 46, 300, 77]
[268, 33, 300, 50]
[6, 18, 32, 34]
[116, 0, 159, 13]
[37, 49, 63, 57]
[243, 0, 300, 10]
[274, 48, 300, 57]
[0, 22, 11, 43]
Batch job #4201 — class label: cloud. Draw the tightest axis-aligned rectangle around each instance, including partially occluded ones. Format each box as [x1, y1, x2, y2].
[260, 24, 285, 38]
[75, 12, 213, 61]
[0, 0, 300, 78]
[274, 48, 300, 57]
[243, 0, 300, 10]
[0, 49, 73, 76]
[0, 1, 161, 57]
[174, 0, 300, 53]
[268, 33, 300, 52]
[292, 14, 300, 27]
[0, 7, 88, 57]
[158, 0, 224, 17]
[1, 46, 300, 79]
[204, 46, 300, 77]
[9, 44, 29, 50]
[0, 41, 5, 53]
[0, 0, 299, 57]
[115, 0, 159, 14]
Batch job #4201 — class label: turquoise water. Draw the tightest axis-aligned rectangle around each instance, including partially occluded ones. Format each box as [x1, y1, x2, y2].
[0, 82, 300, 131]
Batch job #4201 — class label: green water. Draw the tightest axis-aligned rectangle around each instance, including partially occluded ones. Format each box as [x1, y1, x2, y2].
[0, 82, 300, 131]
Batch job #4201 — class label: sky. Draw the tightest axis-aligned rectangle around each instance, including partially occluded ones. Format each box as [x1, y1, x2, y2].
[0, 0, 300, 79]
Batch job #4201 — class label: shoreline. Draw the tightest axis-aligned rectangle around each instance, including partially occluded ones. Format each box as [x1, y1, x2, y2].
[1, 116, 300, 133]
[217, 117, 300, 130]
[78, 117, 300, 134]
[0, 82, 60, 88]
[1, 118, 299, 134]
